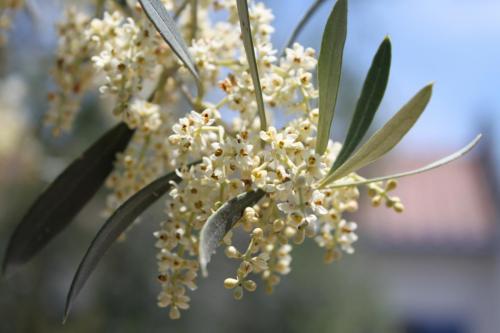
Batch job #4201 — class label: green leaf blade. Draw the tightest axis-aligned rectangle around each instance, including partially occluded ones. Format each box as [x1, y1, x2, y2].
[199, 189, 266, 277]
[63, 165, 199, 322]
[236, 0, 267, 131]
[316, 0, 348, 155]
[2, 122, 134, 277]
[322, 83, 433, 185]
[138, 0, 199, 83]
[326, 134, 482, 188]
[332, 37, 392, 170]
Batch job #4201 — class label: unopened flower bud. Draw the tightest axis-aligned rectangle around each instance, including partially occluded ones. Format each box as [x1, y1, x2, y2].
[268, 274, 280, 286]
[293, 228, 305, 244]
[225, 246, 240, 258]
[243, 280, 257, 292]
[169, 306, 180, 320]
[393, 202, 404, 213]
[224, 278, 239, 289]
[344, 201, 358, 212]
[324, 248, 341, 264]
[367, 188, 378, 197]
[273, 219, 284, 232]
[233, 286, 244, 300]
[284, 226, 296, 238]
[371, 195, 382, 207]
[238, 261, 252, 277]
[386, 179, 398, 191]
[244, 207, 258, 222]
[252, 227, 263, 239]
[385, 198, 395, 208]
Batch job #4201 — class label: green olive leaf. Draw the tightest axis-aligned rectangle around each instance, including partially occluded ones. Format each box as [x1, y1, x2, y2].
[316, 0, 348, 155]
[236, 0, 267, 131]
[331, 37, 391, 170]
[321, 83, 433, 186]
[138, 0, 200, 83]
[3, 122, 134, 277]
[64, 163, 199, 323]
[199, 189, 266, 277]
[325, 134, 481, 188]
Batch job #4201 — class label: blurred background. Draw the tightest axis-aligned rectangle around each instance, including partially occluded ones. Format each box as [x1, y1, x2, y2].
[0, 0, 499, 332]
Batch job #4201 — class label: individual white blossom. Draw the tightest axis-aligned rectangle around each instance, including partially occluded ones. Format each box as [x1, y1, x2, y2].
[124, 99, 162, 133]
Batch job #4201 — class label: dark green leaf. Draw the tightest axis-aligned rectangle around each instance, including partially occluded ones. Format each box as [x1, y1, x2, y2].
[236, 0, 267, 131]
[321, 84, 433, 186]
[331, 37, 391, 170]
[281, 0, 329, 56]
[2, 122, 134, 277]
[316, 0, 348, 155]
[138, 0, 200, 83]
[324, 135, 481, 188]
[199, 189, 266, 277]
[63, 163, 198, 322]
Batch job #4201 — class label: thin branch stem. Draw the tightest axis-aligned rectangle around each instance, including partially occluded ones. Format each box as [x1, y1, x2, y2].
[174, 0, 190, 19]
[280, 0, 328, 57]
[147, 66, 179, 103]
[95, 0, 106, 18]
[189, 0, 198, 41]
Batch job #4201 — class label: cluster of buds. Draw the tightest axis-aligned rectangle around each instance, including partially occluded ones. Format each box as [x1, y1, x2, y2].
[43, 0, 409, 320]
[367, 179, 404, 213]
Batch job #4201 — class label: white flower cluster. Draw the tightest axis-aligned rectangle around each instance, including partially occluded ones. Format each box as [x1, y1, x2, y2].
[45, 8, 94, 136]
[87, 9, 164, 115]
[46, 0, 403, 319]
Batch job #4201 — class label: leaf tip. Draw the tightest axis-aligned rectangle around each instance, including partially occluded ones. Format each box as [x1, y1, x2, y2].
[199, 244, 212, 277]
[414, 82, 434, 104]
[472, 133, 483, 145]
[63, 297, 73, 324]
[198, 228, 209, 277]
[200, 263, 208, 278]
[423, 82, 434, 97]
[380, 36, 392, 54]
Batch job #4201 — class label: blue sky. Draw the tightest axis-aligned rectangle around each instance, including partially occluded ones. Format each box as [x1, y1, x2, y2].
[269, 0, 500, 153]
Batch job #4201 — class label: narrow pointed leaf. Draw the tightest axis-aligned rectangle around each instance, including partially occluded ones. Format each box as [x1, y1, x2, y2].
[316, 0, 348, 155]
[236, 0, 267, 130]
[3, 122, 134, 276]
[332, 37, 391, 170]
[281, 0, 328, 56]
[199, 189, 266, 277]
[322, 83, 433, 185]
[138, 0, 199, 83]
[64, 164, 198, 322]
[325, 134, 481, 188]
